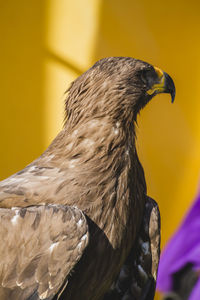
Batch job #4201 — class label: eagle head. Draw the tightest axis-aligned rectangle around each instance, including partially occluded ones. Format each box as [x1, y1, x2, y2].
[65, 57, 175, 125]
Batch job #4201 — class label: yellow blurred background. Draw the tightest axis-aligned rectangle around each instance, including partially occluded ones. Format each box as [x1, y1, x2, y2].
[1, 0, 200, 281]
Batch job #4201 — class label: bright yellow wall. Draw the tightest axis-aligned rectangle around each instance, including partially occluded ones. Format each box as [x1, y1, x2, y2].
[0, 1, 46, 179]
[1, 0, 200, 251]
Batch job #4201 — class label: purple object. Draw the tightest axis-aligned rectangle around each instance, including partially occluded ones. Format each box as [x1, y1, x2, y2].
[157, 190, 200, 298]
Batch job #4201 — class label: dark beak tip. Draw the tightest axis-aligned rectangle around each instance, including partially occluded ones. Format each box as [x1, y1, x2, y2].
[171, 91, 175, 103]
[164, 72, 176, 104]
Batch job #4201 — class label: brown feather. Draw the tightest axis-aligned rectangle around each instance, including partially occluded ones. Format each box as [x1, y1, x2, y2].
[0, 57, 173, 299]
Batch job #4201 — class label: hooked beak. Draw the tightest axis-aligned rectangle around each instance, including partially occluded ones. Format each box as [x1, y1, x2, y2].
[147, 66, 175, 103]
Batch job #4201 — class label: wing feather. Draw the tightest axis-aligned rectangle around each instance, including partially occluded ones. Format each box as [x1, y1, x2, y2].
[104, 196, 160, 300]
[0, 205, 89, 300]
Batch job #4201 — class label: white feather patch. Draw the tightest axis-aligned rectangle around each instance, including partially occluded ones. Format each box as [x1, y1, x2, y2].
[40, 289, 49, 299]
[11, 210, 20, 225]
[77, 219, 83, 227]
[49, 242, 59, 253]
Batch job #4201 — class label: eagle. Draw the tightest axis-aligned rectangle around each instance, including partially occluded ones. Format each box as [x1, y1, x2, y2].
[0, 57, 175, 300]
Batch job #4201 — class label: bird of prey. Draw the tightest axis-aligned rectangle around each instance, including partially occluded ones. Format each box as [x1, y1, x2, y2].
[0, 57, 175, 300]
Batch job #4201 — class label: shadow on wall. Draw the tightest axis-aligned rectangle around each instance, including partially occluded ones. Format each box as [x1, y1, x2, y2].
[0, 1, 46, 179]
[92, 0, 200, 245]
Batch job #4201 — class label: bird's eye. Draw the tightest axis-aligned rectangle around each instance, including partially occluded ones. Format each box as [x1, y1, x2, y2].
[140, 69, 154, 88]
